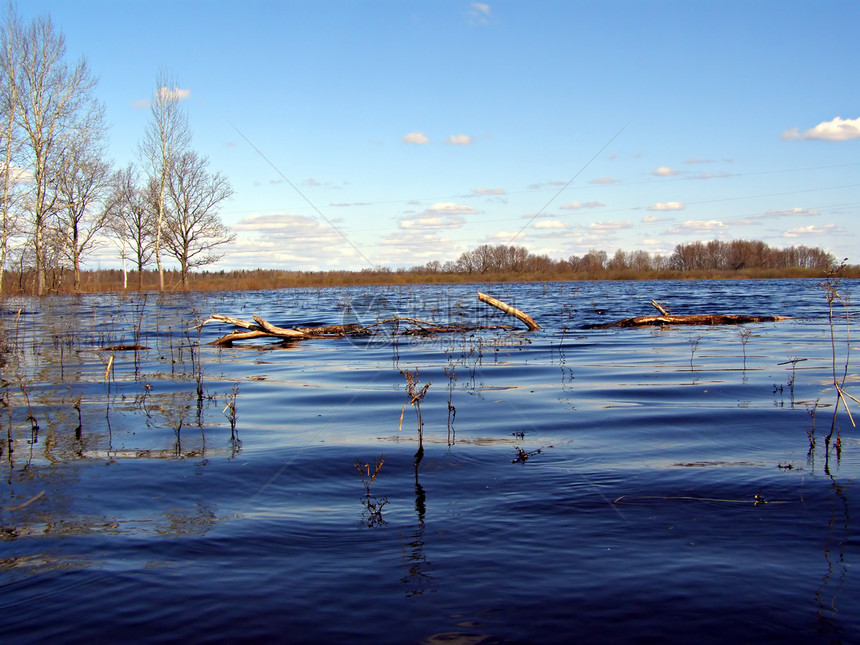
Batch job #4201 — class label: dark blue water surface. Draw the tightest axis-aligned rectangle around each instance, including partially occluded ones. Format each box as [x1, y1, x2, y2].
[2, 279, 859, 643]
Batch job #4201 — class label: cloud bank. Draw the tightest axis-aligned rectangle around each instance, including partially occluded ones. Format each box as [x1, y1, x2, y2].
[782, 116, 860, 141]
[426, 202, 478, 215]
[400, 214, 464, 230]
[653, 166, 679, 177]
[560, 200, 604, 210]
[446, 134, 473, 145]
[669, 220, 729, 233]
[648, 201, 685, 211]
[403, 131, 429, 144]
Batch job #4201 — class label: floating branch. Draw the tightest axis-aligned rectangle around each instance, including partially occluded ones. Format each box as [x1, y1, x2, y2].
[588, 308, 789, 329]
[478, 292, 541, 331]
[650, 299, 670, 316]
[201, 293, 539, 345]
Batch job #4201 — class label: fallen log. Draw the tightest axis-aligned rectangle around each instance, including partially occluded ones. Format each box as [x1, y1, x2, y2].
[200, 314, 371, 345]
[587, 313, 790, 329]
[201, 293, 539, 345]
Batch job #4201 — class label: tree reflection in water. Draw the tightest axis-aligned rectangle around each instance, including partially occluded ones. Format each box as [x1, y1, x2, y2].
[401, 480, 434, 598]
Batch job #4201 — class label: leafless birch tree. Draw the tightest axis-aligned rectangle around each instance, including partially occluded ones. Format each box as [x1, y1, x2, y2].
[50, 142, 112, 290]
[139, 71, 191, 292]
[163, 149, 234, 288]
[11, 12, 104, 295]
[0, 4, 24, 295]
[106, 164, 156, 290]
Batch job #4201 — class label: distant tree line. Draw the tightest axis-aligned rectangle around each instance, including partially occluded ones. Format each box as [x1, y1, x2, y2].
[664, 239, 834, 272]
[0, 5, 234, 295]
[414, 239, 838, 277]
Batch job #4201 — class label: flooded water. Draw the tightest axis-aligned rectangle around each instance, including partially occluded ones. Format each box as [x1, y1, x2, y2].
[1, 278, 859, 643]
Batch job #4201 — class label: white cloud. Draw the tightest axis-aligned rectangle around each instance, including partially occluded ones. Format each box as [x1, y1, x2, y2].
[589, 220, 632, 233]
[469, 2, 491, 25]
[653, 166, 679, 177]
[426, 202, 478, 215]
[446, 134, 473, 145]
[783, 224, 836, 238]
[377, 231, 455, 263]
[157, 86, 191, 101]
[527, 180, 569, 190]
[589, 176, 616, 185]
[228, 213, 362, 269]
[399, 213, 464, 230]
[533, 220, 567, 229]
[483, 231, 523, 244]
[403, 131, 429, 144]
[648, 201, 685, 211]
[234, 213, 337, 238]
[642, 215, 661, 223]
[670, 219, 729, 232]
[782, 116, 860, 141]
[560, 200, 604, 210]
[764, 207, 820, 218]
[473, 187, 505, 195]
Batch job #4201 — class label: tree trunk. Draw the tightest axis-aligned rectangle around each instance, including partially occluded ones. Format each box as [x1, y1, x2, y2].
[156, 198, 164, 291]
[35, 215, 44, 295]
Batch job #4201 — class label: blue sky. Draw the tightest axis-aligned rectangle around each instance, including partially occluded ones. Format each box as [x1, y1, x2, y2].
[18, 0, 860, 271]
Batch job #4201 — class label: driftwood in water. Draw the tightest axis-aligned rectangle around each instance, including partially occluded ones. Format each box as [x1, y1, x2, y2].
[478, 292, 541, 331]
[588, 313, 789, 329]
[202, 293, 539, 346]
[587, 298, 790, 328]
[201, 314, 369, 345]
[650, 300, 670, 316]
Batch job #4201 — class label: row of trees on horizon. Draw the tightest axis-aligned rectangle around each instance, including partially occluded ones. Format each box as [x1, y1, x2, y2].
[416, 239, 838, 276]
[0, 236, 843, 295]
[0, 6, 234, 296]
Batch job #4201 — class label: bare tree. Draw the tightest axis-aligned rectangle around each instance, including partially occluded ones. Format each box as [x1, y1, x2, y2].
[670, 239, 836, 272]
[0, 4, 24, 295]
[50, 142, 112, 290]
[12, 12, 104, 295]
[607, 249, 628, 271]
[628, 250, 653, 272]
[139, 70, 191, 292]
[106, 164, 156, 290]
[581, 249, 608, 274]
[163, 149, 234, 288]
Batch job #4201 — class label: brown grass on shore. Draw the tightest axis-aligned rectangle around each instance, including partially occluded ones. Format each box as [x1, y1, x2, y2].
[1, 265, 856, 296]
